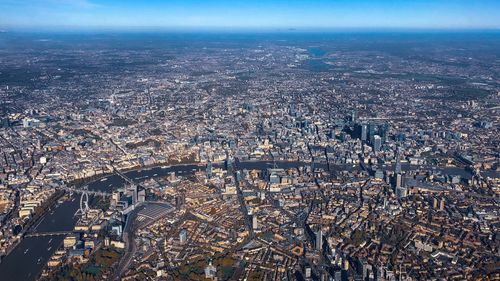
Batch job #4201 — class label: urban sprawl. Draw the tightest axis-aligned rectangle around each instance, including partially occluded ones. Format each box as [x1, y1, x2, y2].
[0, 34, 499, 281]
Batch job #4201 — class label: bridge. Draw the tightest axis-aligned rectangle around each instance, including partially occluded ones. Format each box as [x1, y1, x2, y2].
[25, 231, 74, 238]
[112, 166, 139, 187]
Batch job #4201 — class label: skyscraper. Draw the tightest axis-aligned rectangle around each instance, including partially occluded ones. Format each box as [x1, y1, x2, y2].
[373, 135, 382, 152]
[368, 123, 376, 143]
[225, 155, 233, 174]
[252, 215, 258, 230]
[396, 186, 407, 198]
[380, 123, 390, 142]
[395, 147, 402, 174]
[395, 173, 402, 189]
[351, 109, 358, 123]
[131, 184, 138, 205]
[316, 228, 323, 251]
[205, 260, 217, 279]
[206, 161, 213, 179]
[439, 198, 445, 211]
[179, 229, 187, 244]
[361, 123, 368, 142]
[138, 189, 146, 203]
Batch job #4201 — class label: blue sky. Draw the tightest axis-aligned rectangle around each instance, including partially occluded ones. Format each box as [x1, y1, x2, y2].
[0, 0, 499, 30]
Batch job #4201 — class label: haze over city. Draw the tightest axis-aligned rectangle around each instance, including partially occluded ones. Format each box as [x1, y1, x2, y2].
[1, 0, 500, 30]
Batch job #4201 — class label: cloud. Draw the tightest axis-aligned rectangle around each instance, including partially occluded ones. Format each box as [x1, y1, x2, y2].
[63, 0, 98, 8]
[0, 0, 99, 8]
[45, 0, 98, 8]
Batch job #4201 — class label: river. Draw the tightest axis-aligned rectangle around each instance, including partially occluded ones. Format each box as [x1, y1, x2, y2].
[0, 161, 496, 281]
[0, 164, 202, 281]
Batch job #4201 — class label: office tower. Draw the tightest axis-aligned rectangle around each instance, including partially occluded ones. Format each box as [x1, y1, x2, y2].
[395, 173, 402, 189]
[22, 118, 30, 128]
[380, 123, 389, 142]
[368, 123, 376, 143]
[131, 185, 138, 205]
[138, 189, 146, 203]
[111, 191, 120, 207]
[351, 109, 358, 123]
[205, 261, 217, 279]
[225, 155, 232, 174]
[396, 187, 407, 198]
[439, 198, 445, 211]
[179, 229, 187, 244]
[395, 147, 402, 174]
[0, 117, 9, 128]
[252, 215, 258, 230]
[206, 161, 213, 179]
[303, 264, 312, 278]
[176, 194, 186, 210]
[236, 170, 241, 182]
[289, 104, 296, 116]
[395, 133, 406, 142]
[373, 135, 382, 152]
[362, 261, 371, 280]
[316, 227, 323, 251]
[335, 271, 343, 281]
[361, 123, 368, 141]
[175, 195, 182, 210]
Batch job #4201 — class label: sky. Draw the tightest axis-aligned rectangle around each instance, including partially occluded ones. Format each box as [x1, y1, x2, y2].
[0, 0, 499, 30]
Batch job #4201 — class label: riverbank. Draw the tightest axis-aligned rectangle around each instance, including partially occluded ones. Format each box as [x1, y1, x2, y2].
[0, 190, 66, 260]
[1, 158, 497, 281]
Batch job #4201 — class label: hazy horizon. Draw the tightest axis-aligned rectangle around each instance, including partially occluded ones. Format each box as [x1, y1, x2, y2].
[1, 0, 499, 31]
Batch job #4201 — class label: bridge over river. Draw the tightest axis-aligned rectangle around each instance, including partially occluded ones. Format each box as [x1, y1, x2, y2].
[25, 231, 74, 238]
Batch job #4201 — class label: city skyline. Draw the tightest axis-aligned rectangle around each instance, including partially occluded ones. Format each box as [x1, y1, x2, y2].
[0, 2, 498, 281]
[1, 0, 500, 30]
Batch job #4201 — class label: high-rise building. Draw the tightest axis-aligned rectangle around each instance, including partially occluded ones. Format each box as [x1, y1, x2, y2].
[373, 135, 382, 152]
[395, 133, 406, 142]
[0, 117, 9, 128]
[303, 264, 312, 279]
[206, 161, 213, 179]
[368, 123, 376, 143]
[175, 195, 185, 210]
[138, 189, 146, 203]
[380, 123, 390, 142]
[252, 215, 258, 230]
[316, 228, 323, 251]
[225, 154, 233, 174]
[22, 118, 30, 128]
[111, 191, 120, 207]
[131, 185, 138, 205]
[351, 109, 358, 123]
[179, 229, 187, 244]
[335, 270, 343, 281]
[395, 173, 402, 189]
[439, 198, 445, 211]
[205, 260, 217, 279]
[361, 123, 368, 142]
[395, 147, 402, 174]
[396, 187, 407, 198]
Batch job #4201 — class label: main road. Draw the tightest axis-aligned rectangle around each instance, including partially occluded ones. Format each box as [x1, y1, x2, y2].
[0, 160, 496, 281]
[0, 164, 203, 281]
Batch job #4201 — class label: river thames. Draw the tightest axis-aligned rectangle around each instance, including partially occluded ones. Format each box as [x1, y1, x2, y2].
[0, 161, 495, 281]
